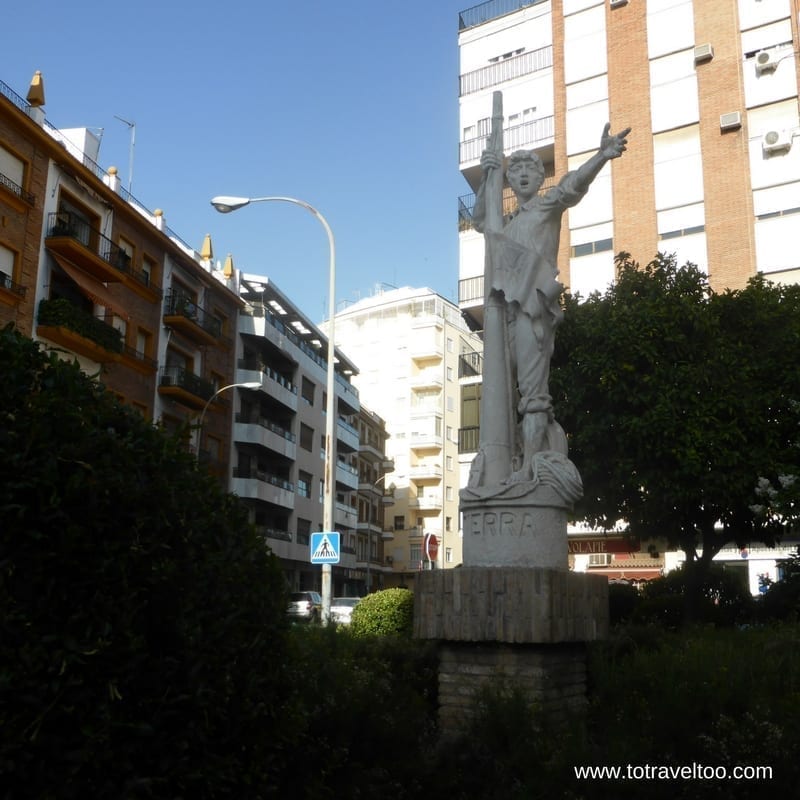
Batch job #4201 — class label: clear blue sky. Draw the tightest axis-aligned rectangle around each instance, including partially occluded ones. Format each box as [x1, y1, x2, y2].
[5, 0, 476, 323]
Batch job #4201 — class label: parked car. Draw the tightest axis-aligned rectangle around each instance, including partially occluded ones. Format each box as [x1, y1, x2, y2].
[287, 590, 322, 623]
[330, 596, 361, 625]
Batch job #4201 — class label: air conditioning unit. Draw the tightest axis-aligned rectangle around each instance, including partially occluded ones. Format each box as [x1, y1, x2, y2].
[588, 553, 613, 567]
[385, 555, 394, 564]
[719, 111, 742, 131]
[609, 0, 627, 7]
[755, 49, 779, 75]
[762, 129, 792, 154]
[694, 43, 714, 63]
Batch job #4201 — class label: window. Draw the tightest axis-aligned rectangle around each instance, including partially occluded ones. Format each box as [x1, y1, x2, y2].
[301, 377, 315, 405]
[409, 543, 422, 565]
[0, 144, 25, 191]
[0, 243, 15, 287]
[446, 337, 454, 353]
[447, 396, 455, 412]
[394, 515, 405, 531]
[297, 518, 311, 545]
[446, 516, 453, 532]
[446, 486, 454, 502]
[446, 456, 453, 471]
[135, 328, 153, 360]
[446, 366, 454, 381]
[297, 470, 312, 498]
[445, 547, 453, 564]
[142, 254, 157, 287]
[118, 236, 135, 269]
[299, 423, 314, 451]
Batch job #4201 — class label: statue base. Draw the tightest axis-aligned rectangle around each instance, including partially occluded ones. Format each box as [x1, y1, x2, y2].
[414, 567, 608, 737]
[460, 483, 569, 569]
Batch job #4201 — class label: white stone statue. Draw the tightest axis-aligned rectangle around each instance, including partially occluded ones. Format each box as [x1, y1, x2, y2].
[466, 90, 629, 504]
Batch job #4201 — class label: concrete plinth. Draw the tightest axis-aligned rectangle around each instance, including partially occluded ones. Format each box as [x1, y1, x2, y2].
[414, 567, 608, 736]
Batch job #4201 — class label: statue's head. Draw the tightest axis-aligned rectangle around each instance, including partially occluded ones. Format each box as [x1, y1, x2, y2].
[506, 150, 545, 201]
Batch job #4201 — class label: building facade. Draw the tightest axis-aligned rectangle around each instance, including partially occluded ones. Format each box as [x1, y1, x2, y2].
[458, 0, 800, 323]
[329, 286, 482, 588]
[235, 274, 391, 596]
[456, 0, 800, 589]
[1, 72, 397, 595]
[1, 74, 242, 469]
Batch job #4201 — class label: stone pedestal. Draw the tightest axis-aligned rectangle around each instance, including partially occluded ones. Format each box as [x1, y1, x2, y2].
[461, 489, 569, 569]
[414, 567, 608, 737]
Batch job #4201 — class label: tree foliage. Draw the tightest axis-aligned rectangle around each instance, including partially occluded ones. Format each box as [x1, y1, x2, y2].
[551, 254, 800, 610]
[0, 325, 291, 798]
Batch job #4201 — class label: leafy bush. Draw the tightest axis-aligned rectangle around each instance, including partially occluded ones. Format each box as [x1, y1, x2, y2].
[608, 581, 641, 625]
[0, 325, 291, 799]
[349, 588, 414, 637]
[634, 565, 754, 627]
[757, 549, 800, 621]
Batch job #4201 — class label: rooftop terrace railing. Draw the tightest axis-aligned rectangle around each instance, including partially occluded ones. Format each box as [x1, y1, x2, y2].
[458, 0, 545, 31]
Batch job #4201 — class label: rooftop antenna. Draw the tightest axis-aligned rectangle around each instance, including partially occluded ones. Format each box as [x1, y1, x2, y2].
[114, 115, 135, 194]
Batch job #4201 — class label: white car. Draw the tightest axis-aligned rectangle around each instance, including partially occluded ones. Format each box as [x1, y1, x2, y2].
[330, 596, 360, 625]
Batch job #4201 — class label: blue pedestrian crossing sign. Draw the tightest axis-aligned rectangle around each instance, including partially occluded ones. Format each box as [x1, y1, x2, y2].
[310, 531, 340, 564]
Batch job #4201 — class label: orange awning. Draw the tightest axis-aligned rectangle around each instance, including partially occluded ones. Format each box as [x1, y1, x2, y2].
[51, 254, 130, 320]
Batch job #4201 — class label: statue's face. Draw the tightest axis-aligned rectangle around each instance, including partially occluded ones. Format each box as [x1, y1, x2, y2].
[507, 158, 544, 202]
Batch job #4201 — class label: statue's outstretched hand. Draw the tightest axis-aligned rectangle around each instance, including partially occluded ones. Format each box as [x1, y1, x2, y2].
[600, 123, 631, 159]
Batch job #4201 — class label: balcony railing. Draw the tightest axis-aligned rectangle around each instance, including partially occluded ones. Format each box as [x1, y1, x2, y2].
[37, 298, 123, 354]
[459, 115, 554, 165]
[459, 275, 484, 305]
[458, 0, 544, 31]
[158, 365, 216, 401]
[0, 170, 35, 205]
[233, 467, 294, 493]
[459, 426, 481, 454]
[459, 350, 483, 378]
[460, 45, 553, 96]
[163, 288, 221, 339]
[0, 272, 27, 298]
[235, 412, 296, 442]
[46, 212, 161, 293]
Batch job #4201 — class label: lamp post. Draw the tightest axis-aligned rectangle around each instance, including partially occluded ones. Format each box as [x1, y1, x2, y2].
[362, 471, 396, 595]
[211, 195, 337, 624]
[197, 380, 262, 450]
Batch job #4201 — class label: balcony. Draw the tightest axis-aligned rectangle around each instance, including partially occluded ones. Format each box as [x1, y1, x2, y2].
[232, 467, 295, 510]
[163, 288, 222, 346]
[0, 272, 27, 306]
[460, 44, 553, 96]
[459, 115, 554, 166]
[234, 414, 297, 460]
[336, 417, 359, 452]
[237, 361, 297, 411]
[409, 494, 442, 512]
[410, 369, 443, 390]
[37, 298, 123, 363]
[410, 430, 443, 451]
[459, 426, 480, 454]
[458, 0, 546, 31]
[336, 460, 360, 491]
[459, 351, 482, 378]
[158, 365, 216, 410]
[409, 463, 443, 481]
[45, 212, 161, 299]
[335, 502, 357, 530]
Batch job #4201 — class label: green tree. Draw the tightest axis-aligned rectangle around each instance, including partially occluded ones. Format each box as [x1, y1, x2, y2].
[0, 325, 291, 798]
[551, 254, 800, 619]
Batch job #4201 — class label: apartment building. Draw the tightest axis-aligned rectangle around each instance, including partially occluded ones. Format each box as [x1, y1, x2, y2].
[235, 274, 380, 595]
[0, 73, 242, 468]
[455, 0, 800, 588]
[328, 286, 482, 588]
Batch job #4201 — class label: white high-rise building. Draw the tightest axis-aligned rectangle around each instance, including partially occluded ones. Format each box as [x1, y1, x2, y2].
[329, 286, 482, 587]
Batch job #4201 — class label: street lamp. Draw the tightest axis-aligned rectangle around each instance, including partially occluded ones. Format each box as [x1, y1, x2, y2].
[197, 380, 262, 441]
[211, 194, 337, 623]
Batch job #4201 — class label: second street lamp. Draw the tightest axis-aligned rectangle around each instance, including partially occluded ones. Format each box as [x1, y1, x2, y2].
[211, 194, 337, 623]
